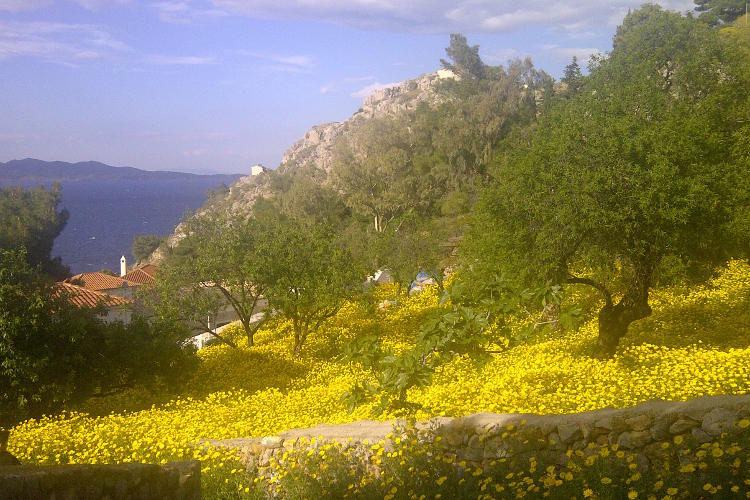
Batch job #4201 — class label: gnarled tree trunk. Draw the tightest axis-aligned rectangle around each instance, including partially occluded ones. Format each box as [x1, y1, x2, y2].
[594, 293, 652, 358]
[570, 261, 655, 358]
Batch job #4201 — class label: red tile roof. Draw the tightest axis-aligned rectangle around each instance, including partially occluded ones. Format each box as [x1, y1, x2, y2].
[124, 266, 158, 285]
[56, 282, 132, 308]
[64, 272, 138, 291]
[138, 264, 159, 277]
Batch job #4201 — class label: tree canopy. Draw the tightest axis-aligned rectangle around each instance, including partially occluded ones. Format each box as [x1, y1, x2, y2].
[254, 208, 363, 356]
[695, 0, 748, 26]
[0, 248, 191, 425]
[440, 33, 486, 80]
[148, 210, 274, 348]
[332, 117, 420, 233]
[132, 234, 164, 264]
[0, 184, 69, 278]
[469, 6, 749, 357]
[561, 56, 583, 96]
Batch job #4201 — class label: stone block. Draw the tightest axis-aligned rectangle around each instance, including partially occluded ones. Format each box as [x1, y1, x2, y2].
[557, 423, 581, 444]
[593, 416, 617, 431]
[650, 416, 674, 441]
[0, 462, 201, 500]
[261, 436, 283, 449]
[669, 418, 699, 434]
[691, 427, 713, 444]
[701, 408, 736, 437]
[444, 430, 465, 448]
[617, 430, 652, 450]
[625, 415, 651, 431]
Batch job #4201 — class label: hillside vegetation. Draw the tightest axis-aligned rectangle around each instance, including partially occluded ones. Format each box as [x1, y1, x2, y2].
[3, 3, 750, 499]
[7, 260, 750, 497]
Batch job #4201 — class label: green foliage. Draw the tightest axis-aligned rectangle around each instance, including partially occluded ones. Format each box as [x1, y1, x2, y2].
[0, 184, 69, 278]
[440, 33, 486, 80]
[343, 299, 489, 415]
[147, 210, 273, 348]
[255, 210, 364, 356]
[272, 165, 350, 228]
[0, 248, 192, 426]
[561, 56, 583, 96]
[342, 273, 581, 415]
[432, 57, 548, 187]
[332, 117, 421, 233]
[131, 234, 165, 264]
[205, 182, 230, 203]
[470, 6, 749, 356]
[695, 0, 748, 26]
[371, 214, 456, 295]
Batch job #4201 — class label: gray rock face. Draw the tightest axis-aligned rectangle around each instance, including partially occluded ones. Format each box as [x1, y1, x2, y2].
[279, 71, 457, 177]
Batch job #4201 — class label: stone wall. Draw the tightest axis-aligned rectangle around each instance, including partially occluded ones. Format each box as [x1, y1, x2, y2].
[0, 461, 200, 500]
[206, 394, 750, 475]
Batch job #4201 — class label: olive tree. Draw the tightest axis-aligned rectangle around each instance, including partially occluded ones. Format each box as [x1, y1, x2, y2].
[148, 211, 272, 347]
[470, 7, 749, 357]
[255, 210, 363, 356]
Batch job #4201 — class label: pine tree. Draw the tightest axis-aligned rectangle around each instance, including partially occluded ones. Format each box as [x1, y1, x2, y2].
[561, 56, 583, 96]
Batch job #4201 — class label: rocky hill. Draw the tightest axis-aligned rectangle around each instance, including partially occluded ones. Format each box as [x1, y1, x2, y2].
[278, 69, 457, 177]
[150, 69, 458, 262]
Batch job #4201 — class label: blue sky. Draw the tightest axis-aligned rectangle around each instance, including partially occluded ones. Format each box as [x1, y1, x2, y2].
[0, 0, 694, 174]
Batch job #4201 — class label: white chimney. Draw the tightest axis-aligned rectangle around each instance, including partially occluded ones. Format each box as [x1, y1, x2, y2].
[120, 255, 127, 277]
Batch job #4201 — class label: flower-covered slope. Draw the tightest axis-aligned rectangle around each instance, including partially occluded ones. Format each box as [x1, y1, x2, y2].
[8, 261, 749, 492]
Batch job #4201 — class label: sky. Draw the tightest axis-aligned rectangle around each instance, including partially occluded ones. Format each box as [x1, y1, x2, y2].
[0, 0, 696, 175]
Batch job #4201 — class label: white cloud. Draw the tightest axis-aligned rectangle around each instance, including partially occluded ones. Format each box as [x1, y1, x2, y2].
[483, 48, 520, 65]
[239, 51, 314, 73]
[542, 44, 601, 65]
[320, 75, 375, 94]
[0, 0, 51, 12]
[72, 0, 131, 10]
[151, 1, 227, 24]
[145, 54, 215, 65]
[351, 81, 399, 98]
[210, 0, 697, 34]
[0, 21, 130, 64]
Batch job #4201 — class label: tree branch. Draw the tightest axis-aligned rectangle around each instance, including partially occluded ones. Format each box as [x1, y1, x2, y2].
[567, 275, 612, 307]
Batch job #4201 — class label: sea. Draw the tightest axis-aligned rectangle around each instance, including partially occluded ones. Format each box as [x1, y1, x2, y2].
[50, 179, 227, 274]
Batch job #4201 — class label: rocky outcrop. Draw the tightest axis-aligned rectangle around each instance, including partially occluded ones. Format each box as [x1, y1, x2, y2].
[278, 70, 457, 177]
[150, 70, 456, 261]
[148, 173, 273, 263]
[203, 394, 750, 475]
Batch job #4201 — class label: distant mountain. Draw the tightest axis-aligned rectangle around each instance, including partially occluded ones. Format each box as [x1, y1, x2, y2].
[0, 158, 242, 185]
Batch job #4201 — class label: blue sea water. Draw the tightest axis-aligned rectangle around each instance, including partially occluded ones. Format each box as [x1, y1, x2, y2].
[52, 179, 223, 274]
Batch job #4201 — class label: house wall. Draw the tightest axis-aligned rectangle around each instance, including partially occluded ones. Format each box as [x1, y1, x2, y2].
[101, 306, 132, 324]
[103, 286, 137, 300]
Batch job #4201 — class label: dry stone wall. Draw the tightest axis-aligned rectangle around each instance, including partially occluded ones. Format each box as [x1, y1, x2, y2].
[0, 461, 200, 500]
[206, 394, 750, 475]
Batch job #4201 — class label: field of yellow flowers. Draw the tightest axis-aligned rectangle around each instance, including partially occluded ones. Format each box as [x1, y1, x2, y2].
[6, 260, 750, 497]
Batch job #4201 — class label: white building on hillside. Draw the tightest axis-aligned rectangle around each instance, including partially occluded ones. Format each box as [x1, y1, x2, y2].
[251, 164, 267, 176]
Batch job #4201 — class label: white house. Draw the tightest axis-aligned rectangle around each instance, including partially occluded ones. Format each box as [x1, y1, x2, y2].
[251, 164, 268, 176]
